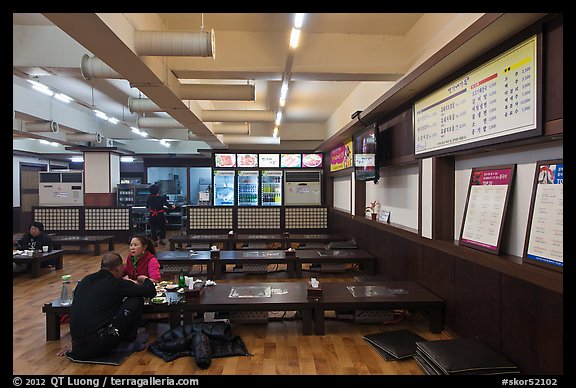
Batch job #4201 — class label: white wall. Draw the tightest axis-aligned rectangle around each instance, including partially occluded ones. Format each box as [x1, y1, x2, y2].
[333, 176, 352, 213]
[455, 141, 562, 256]
[366, 164, 419, 230]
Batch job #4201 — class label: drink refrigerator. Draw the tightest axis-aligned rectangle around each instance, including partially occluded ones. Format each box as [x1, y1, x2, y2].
[237, 170, 259, 206]
[261, 170, 282, 206]
[213, 170, 235, 206]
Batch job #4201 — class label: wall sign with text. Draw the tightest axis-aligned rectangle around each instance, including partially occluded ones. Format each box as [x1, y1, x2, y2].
[414, 35, 539, 157]
[523, 160, 563, 272]
[459, 165, 516, 255]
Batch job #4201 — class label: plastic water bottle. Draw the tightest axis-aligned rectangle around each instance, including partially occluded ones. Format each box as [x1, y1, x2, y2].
[60, 274, 73, 306]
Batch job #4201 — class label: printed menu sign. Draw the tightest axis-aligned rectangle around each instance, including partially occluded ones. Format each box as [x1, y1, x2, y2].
[259, 154, 279, 168]
[330, 141, 353, 172]
[302, 153, 323, 168]
[414, 36, 538, 156]
[525, 161, 563, 270]
[281, 154, 302, 168]
[460, 165, 515, 254]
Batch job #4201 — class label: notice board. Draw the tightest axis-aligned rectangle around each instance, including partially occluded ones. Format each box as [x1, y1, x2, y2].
[523, 159, 563, 271]
[459, 165, 516, 255]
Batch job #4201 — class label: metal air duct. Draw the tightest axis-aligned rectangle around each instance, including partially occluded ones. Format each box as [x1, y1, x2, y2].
[66, 132, 102, 143]
[134, 30, 215, 59]
[202, 110, 275, 122]
[217, 135, 280, 145]
[137, 117, 184, 129]
[212, 123, 250, 135]
[80, 55, 123, 80]
[179, 84, 254, 101]
[128, 97, 161, 113]
[25, 121, 59, 133]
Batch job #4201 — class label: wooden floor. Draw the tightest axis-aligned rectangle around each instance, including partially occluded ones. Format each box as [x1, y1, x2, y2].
[12, 231, 453, 375]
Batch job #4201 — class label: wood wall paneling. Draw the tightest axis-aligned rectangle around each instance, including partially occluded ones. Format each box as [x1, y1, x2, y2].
[420, 247, 455, 325]
[543, 15, 563, 122]
[500, 274, 563, 374]
[431, 156, 455, 240]
[389, 236, 422, 281]
[453, 260, 501, 350]
[84, 193, 116, 207]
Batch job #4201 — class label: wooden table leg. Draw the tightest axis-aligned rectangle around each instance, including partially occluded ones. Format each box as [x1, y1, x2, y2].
[43, 306, 61, 341]
[314, 307, 325, 335]
[108, 240, 114, 252]
[55, 254, 63, 270]
[31, 261, 40, 278]
[93, 243, 101, 256]
[301, 309, 312, 336]
[427, 308, 444, 334]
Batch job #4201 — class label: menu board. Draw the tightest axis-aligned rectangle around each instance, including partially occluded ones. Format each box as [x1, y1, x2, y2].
[237, 153, 258, 168]
[459, 165, 515, 255]
[259, 154, 279, 168]
[214, 154, 236, 168]
[414, 35, 539, 157]
[302, 153, 323, 168]
[524, 160, 563, 271]
[330, 141, 353, 172]
[281, 154, 302, 168]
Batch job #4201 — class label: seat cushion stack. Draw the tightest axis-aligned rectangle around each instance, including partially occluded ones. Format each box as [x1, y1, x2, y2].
[363, 329, 427, 361]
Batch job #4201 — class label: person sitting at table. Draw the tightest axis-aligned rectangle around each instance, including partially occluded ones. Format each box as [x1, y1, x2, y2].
[57, 252, 156, 359]
[14, 221, 54, 272]
[122, 235, 162, 283]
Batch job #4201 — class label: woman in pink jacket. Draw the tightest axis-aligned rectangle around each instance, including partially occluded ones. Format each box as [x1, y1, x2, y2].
[122, 235, 161, 283]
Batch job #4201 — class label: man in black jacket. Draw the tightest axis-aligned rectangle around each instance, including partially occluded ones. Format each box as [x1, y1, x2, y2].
[64, 252, 156, 359]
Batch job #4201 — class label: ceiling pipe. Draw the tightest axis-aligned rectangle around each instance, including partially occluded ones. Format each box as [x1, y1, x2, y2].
[134, 30, 215, 59]
[80, 54, 123, 80]
[66, 132, 102, 143]
[202, 110, 275, 122]
[137, 117, 184, 129]
[179, 84, 254, 101]
[217, 135, 280, 145]
[25, 121, 59, 133]
[212, 123, 250, 135]
[128, 97, 161, 113]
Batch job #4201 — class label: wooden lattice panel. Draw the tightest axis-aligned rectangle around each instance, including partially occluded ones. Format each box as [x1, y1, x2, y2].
[34, 207, 80, 231]
[85, 208, 130, 230]
[188, 207, 233, 230]
[285, 207, 327, 229]
[237, 208, 280, 230]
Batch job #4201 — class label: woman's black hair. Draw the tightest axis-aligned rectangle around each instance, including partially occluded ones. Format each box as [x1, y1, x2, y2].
[31, 221, 44, 232]
[149, 184, 160, 195]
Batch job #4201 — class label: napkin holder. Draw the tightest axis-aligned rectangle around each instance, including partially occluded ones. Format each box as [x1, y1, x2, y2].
[284, 249, 296, 258]
[185, 284, 205, 300]
[210, 250, 220, 260]
[307, 282, 323, 299]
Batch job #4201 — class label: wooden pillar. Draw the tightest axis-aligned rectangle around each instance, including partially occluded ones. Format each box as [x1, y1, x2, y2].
[83, 149, 121, 207]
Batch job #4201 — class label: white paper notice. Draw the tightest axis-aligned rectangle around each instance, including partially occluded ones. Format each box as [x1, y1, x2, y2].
[461, 185, 508, 249]
[527, 184, 563, 265]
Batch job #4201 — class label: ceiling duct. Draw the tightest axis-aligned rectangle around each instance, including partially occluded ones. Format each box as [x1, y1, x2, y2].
[80, 55, 123, 80]
[66, 132, 102, 143]
[212, 123, 250, 135]
[137, 117, 184, 129]
[202, 110, 275, 122]
[217, 135, 280, 145]
[134, 30, 215, 59]
[25, 121, 59, 133]
[128, 97, 161, 113]
[179, 84, 254, 101]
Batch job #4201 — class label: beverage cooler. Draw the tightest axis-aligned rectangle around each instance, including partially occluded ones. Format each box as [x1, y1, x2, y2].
[261, 170, 282, 206]
[213, 170, 235, 206]
[237, 170, 259, 206]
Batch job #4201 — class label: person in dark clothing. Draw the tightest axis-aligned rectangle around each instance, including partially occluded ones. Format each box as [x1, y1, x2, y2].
[146, 184, 175, 246]
[62, 252, 156, 359]
[14, 221, 53, 271]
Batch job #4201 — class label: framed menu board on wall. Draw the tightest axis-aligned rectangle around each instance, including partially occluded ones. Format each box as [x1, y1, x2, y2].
[459, 164, 516, 255]
[523, 159, 563, 272]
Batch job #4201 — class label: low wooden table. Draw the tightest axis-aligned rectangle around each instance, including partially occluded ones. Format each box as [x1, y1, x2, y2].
[156, 250, 214, 278]
[13, 249, 64, 278]
[312, 281, 445, 335]
[51, 235, 115, 256]
[214, 250, 297, 279]
[295, 249, 376, 278]
[169, 234, 230, 251]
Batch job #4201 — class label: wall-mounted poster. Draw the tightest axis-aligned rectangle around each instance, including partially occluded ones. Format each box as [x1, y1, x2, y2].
[281, 153, 302, 168]
[330, 141, 353, 172]
[214, 154, 236, 168]
[302, 153, 323, 168]
[459, 164, 516, 255]
[523, 159, 563, 272]
[259, 154, 279, 168]
[237, 153, 258, 168]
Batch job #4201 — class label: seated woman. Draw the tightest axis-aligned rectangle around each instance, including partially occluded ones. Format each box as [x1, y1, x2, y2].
[122, 235, 162, 283]
[14, 221, 54, 272]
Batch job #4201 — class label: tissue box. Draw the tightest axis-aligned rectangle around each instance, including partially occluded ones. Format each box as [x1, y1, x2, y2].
[284, 249, 296, 257]
[210, 250, 220, 260]
[283, 231, 290, 237]
[185, 285, 205, 300]
[307, 284, 323, 299]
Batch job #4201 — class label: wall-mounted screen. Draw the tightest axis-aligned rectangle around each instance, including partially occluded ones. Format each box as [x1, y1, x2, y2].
[237, 153, 258, 168]
[281, 154, 302, 168]
[353, 123, 378, 182]
[259, 154, 279, 168]
[214, 154, 236, 168]
[302, 153, 323, 168]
